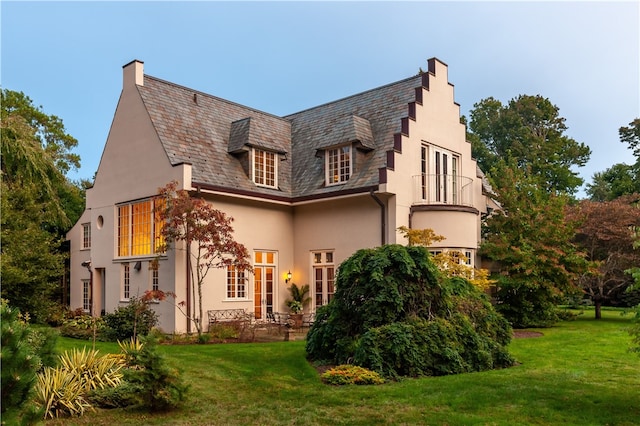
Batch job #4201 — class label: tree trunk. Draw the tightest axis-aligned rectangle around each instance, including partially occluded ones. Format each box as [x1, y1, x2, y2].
[594, 300, 602, 319]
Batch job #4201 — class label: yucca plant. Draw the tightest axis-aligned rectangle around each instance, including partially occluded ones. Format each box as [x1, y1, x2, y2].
[117, 337, 144, 367]
[58, 347, 124, 391]
[35, 367, 92, 419]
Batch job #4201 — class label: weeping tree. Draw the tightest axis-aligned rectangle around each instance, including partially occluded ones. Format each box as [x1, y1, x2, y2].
[306, 244, 514, 379]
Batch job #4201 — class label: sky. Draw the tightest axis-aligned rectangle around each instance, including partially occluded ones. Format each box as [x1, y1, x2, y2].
[2, 1, 639, 198]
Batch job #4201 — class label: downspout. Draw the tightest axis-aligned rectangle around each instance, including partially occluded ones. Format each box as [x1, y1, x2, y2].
[369, 189, 386, 245]
[186, 236, 191, 334]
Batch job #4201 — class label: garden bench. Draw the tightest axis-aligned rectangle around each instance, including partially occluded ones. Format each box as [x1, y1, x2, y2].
[207, 309, 249, 326]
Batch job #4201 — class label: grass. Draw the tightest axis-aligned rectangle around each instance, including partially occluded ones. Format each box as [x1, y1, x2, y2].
[44, 309, 639, 426]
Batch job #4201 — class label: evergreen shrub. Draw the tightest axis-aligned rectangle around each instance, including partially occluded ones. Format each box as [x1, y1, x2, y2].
[305, 245, 514, 378]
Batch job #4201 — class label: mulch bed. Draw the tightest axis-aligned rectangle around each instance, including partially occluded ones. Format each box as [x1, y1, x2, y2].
[513, 331, 543, 338]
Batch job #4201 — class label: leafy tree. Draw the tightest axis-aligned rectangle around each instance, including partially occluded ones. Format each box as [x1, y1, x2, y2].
[568, 195, 640, 318]
[397, 226, 494, 290]
[480, 161, 590, 328]
[156, 181, 252, 337]
[1, 89, 80, 175]
[467, 95, 591, 194]
[1, 89, 84, 321]
[305, 244, 514, 378]
[587, 118, 640, 201]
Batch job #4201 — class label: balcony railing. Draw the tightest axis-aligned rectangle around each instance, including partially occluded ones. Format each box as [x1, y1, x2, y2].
[412, 174, 474, 207]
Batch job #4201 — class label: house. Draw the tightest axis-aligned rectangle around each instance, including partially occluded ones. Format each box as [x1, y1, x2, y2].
[67, 58, 494, 333]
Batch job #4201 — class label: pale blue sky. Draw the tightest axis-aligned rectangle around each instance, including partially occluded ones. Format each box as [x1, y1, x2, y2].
[2, 1, 638, 197]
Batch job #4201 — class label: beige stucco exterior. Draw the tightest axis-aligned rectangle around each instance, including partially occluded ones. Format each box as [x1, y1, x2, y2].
[67, 58, 493, 333]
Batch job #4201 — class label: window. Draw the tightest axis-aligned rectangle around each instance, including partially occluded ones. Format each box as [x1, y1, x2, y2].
[313, 251, 335, 308]
[464, 250, 473, 266]
[151, 267, 159, 292]
[326, 145, 351, 185]
[117, 198, 164, 257]
[226, 265, 247, 299]
[122, 263, 130, 301]
[421, 144, 460, 204]
[252, 149, 277, 188]
[82, 279, 91, 312]
[82, 223, 91, 249]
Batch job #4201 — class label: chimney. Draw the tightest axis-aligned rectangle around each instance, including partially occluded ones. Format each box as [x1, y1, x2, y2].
[122, 59, 144, 88]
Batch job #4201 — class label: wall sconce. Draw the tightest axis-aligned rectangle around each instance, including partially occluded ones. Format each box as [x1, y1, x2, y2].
[285, 270, 292, 283]
[134, 261, 142, 272]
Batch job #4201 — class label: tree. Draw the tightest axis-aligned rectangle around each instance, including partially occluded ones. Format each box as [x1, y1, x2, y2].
[467, 95, 591, 194]
[1, 89, 85, 321]
[305, 245, 514, 378]
[568, 195, 640, 318]
[587, 118, 640, 201]
[480, 161, 590, 328]
[156, 181, 251, 337]
[397, 226, 494, 290]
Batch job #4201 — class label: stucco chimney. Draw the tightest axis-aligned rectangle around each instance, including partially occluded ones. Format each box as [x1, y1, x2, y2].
[122, 59, 144, 88]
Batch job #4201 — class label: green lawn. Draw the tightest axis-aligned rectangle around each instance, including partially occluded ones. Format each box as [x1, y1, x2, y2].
[45, 310, 639, 426]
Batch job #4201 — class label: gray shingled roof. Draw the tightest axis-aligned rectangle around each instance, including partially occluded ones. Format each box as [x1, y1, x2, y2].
[138, 73, 425, 200]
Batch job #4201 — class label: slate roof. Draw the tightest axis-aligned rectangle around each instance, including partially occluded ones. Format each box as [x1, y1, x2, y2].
[137, 72, 426, 201]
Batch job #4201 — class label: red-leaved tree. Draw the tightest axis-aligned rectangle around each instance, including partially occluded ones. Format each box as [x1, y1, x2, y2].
[568, 194, 640, 319]
[154, 181, 252, 336]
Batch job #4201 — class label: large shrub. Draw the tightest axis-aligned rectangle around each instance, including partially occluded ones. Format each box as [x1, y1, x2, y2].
[305, 245, 514, 378]
[102, 297, 159, 341]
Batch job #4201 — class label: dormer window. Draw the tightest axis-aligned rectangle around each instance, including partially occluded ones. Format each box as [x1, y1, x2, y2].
[326, 145, 351, 185]
[252, 148, 277, 188]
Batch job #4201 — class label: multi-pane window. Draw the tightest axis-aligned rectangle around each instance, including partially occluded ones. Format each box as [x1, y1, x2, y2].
[151, 267, 159, 292]
[326, 146, 351, 185]
[421, 144, 460, 204]
[82, 223, 91, 249]
[253, 149, 277, 188]
[82, 279, 91, 312]
[118, 198, 164, 257]
[313, 251, 335, 308]
[226, 265, 246, 299]
[122, 263, 130, 300]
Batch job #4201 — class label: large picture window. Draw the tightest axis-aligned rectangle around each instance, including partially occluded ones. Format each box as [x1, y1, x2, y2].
[326, 145, 351, 185]
[117, 198, 164, 257]
[252, 149, 277, 188]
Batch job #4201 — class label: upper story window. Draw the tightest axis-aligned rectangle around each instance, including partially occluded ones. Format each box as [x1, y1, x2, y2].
[252, 148, 277, 188]
[420, 144, 461, 204]
[82, 223, 91, 249]
[326, 145, 351, 186]
[117, 198, 164, 257]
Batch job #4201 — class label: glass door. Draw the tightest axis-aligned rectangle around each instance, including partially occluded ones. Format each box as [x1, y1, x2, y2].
[312, 251, 335, 309]
[253, 251, 275, 319]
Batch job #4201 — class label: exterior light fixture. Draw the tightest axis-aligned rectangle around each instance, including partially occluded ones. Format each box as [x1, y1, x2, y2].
[285, 270, 292, 283]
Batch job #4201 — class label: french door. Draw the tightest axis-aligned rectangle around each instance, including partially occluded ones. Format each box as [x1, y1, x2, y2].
[253, 251, 275, 319]
[422, 145, 459, 204]
[312, 251, 335, 309]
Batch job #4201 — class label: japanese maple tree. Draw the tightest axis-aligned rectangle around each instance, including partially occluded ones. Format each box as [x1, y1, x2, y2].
[155, 181, 251, 336]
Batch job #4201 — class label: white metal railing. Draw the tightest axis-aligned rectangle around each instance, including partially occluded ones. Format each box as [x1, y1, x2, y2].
[412, 174, 474, 207]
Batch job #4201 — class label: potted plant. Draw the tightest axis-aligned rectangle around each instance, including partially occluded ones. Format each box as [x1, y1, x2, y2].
[285, 283, 310, 328]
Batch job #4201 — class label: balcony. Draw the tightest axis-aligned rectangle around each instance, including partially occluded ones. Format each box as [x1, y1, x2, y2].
[412, 174, 474, 207]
